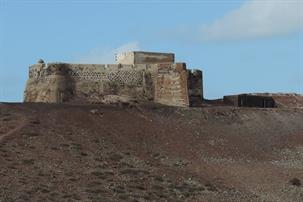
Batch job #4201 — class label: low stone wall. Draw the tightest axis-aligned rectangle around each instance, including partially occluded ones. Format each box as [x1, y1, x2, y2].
[224, 94, 276, 108]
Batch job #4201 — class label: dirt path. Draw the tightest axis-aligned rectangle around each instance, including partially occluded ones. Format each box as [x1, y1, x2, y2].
[0, 116, 26, 142]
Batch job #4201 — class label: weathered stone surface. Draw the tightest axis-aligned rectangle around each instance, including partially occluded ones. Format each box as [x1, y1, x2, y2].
[223, 94, 276, 108]
[155, 63, 190, 107]
[188, 69, 203, 106]
[223, 93, 303, 108]
[116, 51, 174, 64]
[24, 52, 203, 107]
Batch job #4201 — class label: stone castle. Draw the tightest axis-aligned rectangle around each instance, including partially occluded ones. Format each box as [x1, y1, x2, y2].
[24, 51, 203, 107]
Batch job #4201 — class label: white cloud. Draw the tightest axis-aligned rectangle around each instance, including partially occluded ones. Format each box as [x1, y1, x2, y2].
[77, 41, 140, 64]
[200, 0, 303, 41]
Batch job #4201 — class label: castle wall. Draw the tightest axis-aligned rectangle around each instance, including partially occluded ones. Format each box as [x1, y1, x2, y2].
[154, 63, 190, 107]
[24, 63, 72, 103]
[24, 63, 159, 104]
[24, 58, 203, 107]
[188, 69, 203, 106]
[65, 63, 158, 103]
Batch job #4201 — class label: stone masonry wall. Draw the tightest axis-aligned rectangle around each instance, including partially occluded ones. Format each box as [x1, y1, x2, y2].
[24, 60, 203, 107]
[154, 63, 190, 107]
[188, 69, 203, 106]
[116, 51, 175, 64]
[24, 63, 73, 103]
[24, 63, 159, 104]
[66, 63, 158, 103]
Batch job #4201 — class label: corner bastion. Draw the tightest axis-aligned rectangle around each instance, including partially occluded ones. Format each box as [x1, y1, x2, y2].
[24, 51, 203, 107]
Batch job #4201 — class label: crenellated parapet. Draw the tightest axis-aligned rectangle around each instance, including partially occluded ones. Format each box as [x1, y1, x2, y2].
[24, 52, 203, 107]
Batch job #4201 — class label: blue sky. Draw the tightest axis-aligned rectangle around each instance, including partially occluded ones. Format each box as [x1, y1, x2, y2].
[0, 0, 302, 101]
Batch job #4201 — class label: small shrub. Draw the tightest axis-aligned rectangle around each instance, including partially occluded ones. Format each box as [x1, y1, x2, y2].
[290, 178, 301, 186]
[30, 120, 40, 125]
[93, 138, 100, 143]
[152, 185, 164, 190]
[22, 159, 34, 165]
[205, 183, 217, 192]
[72, 194, 81, 200]
[24, 132, 40, 137]
[40, 188, 50, 193]
[60, 144, 70, 148]
[85, 189, 106, 194]
[112, 187, 125, 194]
[154, 176, 164, 182]
[91, 171, 103, 177]
[120, 168, 149, 175]
[62, 194, 72, 198]
[94, 157, 102, 162]
[118, 194, 128, 200]
[71, 143, 82, 150]
[143, 195, 151, 200]
[109, 153, 123, 161]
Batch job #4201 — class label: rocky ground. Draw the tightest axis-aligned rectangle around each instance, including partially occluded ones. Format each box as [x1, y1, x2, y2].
[0, 102, 302, 201]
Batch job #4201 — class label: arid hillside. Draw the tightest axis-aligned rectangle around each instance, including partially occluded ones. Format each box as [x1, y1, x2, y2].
[0, 103, 302, 201]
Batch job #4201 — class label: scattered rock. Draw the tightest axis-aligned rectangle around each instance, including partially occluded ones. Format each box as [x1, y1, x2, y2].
[90, 109, 103, 116]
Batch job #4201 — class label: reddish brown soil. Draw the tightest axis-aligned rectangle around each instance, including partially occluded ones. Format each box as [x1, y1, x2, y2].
[0, 103, 303, 201]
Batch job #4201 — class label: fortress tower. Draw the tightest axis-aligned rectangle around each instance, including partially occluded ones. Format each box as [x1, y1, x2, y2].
[24, 51, 203, 107]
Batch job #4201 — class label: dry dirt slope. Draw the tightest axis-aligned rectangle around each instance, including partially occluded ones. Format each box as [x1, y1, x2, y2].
[0, 103, 303, 202]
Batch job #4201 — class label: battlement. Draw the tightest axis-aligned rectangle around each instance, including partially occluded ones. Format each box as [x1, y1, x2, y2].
[24, 52, 203, 107]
